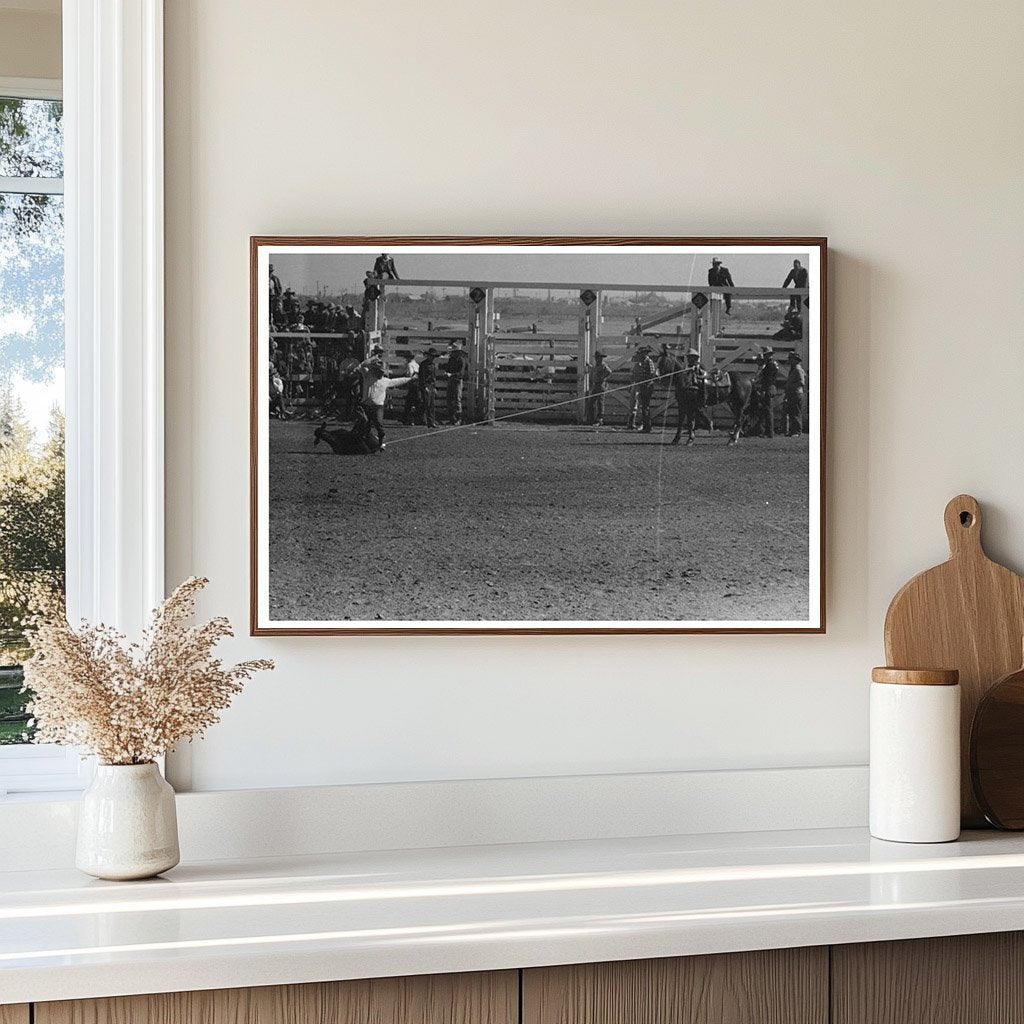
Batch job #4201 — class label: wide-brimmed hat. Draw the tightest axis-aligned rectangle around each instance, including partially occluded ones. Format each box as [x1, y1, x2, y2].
[788, 352, 802, 362]
[594, 350, 606, 359]
[686, 348, 700, 357]
[763, 346, 775, 355]
[637, 345, 652, 354]
[711, 257, 722, 264]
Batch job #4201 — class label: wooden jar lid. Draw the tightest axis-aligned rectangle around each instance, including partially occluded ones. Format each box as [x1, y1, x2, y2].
[871, 667, 960, 686]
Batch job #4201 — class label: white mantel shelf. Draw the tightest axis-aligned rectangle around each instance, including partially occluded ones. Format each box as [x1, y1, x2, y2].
[4, 826, 1024, 1004]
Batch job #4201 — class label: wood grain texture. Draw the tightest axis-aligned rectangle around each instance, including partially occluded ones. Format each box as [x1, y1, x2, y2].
[522, 949, 828, 1024]
[871, 667, 959, 686]
[884, 494, 1024, 826]
[832, 932, 1024, 1024]
[36, 971, 517, 1024]
[0, 1007, 30, 1024]
[970, 658, 1024, 827]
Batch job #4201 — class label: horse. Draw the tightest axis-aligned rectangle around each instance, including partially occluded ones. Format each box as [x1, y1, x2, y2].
[656, 345, 753, 446]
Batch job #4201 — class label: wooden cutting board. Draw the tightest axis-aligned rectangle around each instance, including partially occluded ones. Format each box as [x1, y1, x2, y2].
[884, 494, 1024, 826]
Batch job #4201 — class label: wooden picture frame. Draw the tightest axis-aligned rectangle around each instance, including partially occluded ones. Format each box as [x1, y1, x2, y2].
[251, 237, 827, 635]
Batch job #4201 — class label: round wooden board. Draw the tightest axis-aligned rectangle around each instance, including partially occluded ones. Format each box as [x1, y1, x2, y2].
[971, 664, 1024, 829]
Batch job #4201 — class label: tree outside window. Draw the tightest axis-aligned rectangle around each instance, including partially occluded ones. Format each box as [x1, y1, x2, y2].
[0, 95, 65, 744]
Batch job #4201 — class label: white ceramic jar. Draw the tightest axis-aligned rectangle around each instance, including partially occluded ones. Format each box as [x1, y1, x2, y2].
[870, 667, 961, 843]
[76, 762, 180, 880]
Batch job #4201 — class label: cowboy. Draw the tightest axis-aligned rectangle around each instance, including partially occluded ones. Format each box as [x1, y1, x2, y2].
[372, 252, 400, 279]
[782, 258, 809, 312]
[747, 352, 766, 435]
[586, 350, 613, 426]
[755, 347, 782, 438]
[358, 346, 385, 400]
[674, 347, 710, 446]
[362, 360, 414, 449]
[683, 347, 708, 403]
[418, 348, 440, 428]
[627, 346, 651, 430]
[314, 406, 380, 455]
[399, 350, 423, 425]
[631, 345, 658, 433]
[707, 257, 735, 315]
[443, 341, 468, 425]
[783, 352, 807, 436]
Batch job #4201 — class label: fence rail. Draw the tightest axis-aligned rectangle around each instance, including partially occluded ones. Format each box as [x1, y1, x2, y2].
[266, 278, 810, 427]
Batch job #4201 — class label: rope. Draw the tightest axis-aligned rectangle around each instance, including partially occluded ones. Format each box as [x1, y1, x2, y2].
[383, 368, 694, 447]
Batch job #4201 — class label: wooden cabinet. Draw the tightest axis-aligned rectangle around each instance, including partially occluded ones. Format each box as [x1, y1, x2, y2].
[14, 933, 1024, 1024]
[832, 932, 1024, 1024]
[522, 948, 828, 1024]
[34, 971, 518, 1024]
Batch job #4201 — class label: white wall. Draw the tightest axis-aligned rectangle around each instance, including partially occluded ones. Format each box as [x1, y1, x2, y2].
[163, 0, 1024, 792]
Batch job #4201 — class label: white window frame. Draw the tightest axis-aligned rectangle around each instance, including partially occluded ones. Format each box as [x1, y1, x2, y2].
[0, 0, 165, 797]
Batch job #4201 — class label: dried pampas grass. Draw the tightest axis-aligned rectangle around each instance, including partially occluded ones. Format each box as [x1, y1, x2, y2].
[23, 577, 273, 765]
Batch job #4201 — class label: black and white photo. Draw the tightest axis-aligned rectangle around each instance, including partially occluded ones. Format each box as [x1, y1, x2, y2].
[251, 238, 826, 634]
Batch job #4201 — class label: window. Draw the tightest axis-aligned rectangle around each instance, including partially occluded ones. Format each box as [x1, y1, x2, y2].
[0, 79, 84, 796]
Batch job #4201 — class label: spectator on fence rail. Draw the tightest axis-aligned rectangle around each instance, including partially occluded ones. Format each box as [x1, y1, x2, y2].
[289, 312, 311, 334]
[283, 288, 300, 321]
[418, 348, 441, 428]
[707, 257, 735, 315]
[783, 352, 806, 437]
[345, 303, 362, 327]
[586, 351, 612, 426]
[372, 252, 400, 279]
[363, 360, 414, 449]
[755, 347, 782, 439]
[782, 259, 809, 312]
[443, 341, 468, 426]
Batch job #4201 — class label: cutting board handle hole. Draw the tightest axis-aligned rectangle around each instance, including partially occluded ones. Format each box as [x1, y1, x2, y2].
[960, 511, 974, 527]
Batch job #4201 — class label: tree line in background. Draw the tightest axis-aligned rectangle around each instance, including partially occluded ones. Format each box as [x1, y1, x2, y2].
[0, 392, 65, 743]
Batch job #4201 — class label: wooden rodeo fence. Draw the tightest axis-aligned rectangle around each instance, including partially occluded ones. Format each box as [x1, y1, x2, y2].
[265, 279, 811, 423]
[370, 278, 811, 426]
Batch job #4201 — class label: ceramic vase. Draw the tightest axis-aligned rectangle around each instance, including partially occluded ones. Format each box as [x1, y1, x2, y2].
[869, 667, 961, 843]
[76, 762, 180, 880]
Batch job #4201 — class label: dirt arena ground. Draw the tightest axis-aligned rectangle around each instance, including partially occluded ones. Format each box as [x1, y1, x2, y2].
[267, 415, 811, 624]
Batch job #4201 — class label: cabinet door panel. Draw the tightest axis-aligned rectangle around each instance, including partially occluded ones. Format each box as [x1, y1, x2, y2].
[523, 948, 827, 1024]
[832, 932, 1024, 1024]
[36, 971, 517, 1024]
[0, 1007, 30, 1024]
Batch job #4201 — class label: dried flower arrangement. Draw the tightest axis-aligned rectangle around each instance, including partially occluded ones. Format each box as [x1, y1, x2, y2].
[23, 577, 273, 765]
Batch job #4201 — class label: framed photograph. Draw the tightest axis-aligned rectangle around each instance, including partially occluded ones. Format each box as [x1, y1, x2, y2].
[251, 236, 826, 635]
